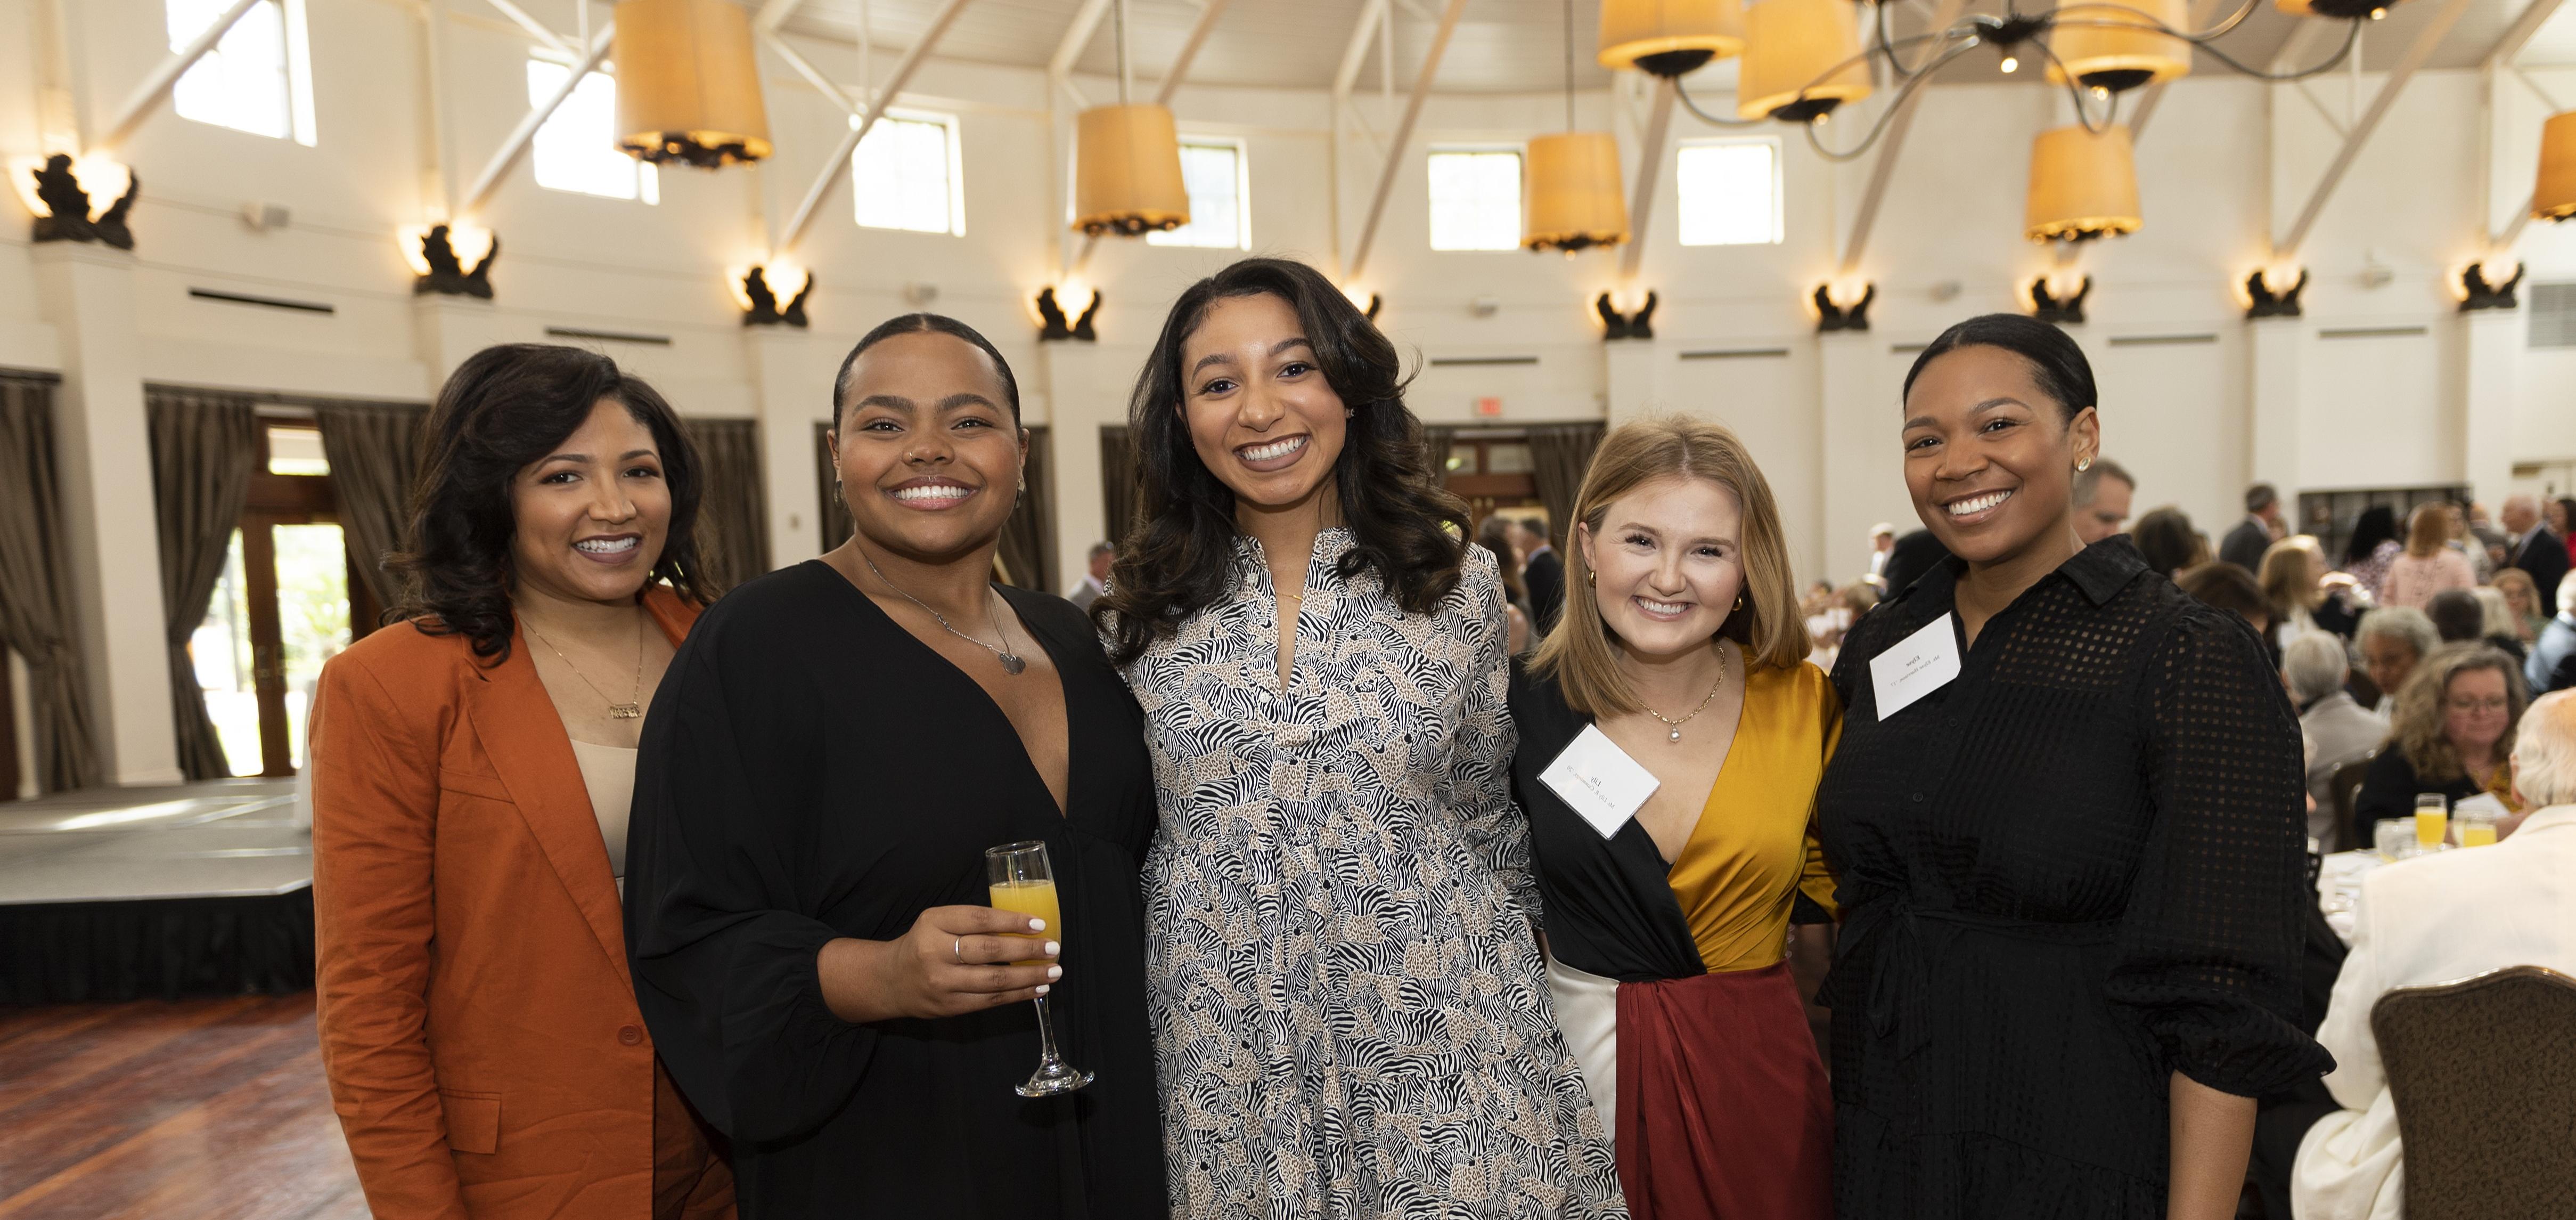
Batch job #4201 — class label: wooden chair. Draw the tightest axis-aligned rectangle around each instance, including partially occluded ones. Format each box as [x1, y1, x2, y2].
[2329, 754, 2374, 853]
[2371, 965, 2576, 1219]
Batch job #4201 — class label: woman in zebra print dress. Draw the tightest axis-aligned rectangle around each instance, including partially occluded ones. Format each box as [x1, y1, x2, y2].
[1096, 258, 1625, 1219]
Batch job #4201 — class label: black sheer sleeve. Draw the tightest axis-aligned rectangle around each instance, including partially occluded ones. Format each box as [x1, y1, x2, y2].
[626, 621, 874, 1148]
[2107, 609, 2335, 1097]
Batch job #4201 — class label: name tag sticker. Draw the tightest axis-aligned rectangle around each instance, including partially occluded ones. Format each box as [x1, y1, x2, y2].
[1541, 725, 1662, 840]
[1871, 612, 1963, 720]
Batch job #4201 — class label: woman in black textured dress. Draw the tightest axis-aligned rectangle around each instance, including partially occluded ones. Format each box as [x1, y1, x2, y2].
[1815, 315, 2330, 1219]
[625, 314, 1164, 1218]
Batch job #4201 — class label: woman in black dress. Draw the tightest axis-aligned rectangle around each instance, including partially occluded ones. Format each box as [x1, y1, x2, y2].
[625, 314, 1164, 1218]
[1817, 315, 2328, 1219]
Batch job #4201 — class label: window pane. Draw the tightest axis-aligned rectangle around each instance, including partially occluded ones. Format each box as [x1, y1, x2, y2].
[192, 530, 261, 776]
[1429, 151, 1522, 251]
[170, 0, 291, 139]
[1148, 142, 1245, 249]
[273, 523, 350, 769]
[853, 116, 959, 234]
[267, 426, 329, 476]
[1677, 141, 1780, 247]
[1484, 443, 1534, 475]
[529, 60, 642, 201]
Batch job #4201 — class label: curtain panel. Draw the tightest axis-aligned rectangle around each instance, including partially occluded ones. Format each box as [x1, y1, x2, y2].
[994, 427, 1054, 592]
[310, 401, 427, 615]
[1527, 423, 1606, 541]
[0, 374, 102, 792]
[146, 387, 261, 781]
[1099, 426, 1136, 552]
[680, 418, 770, 595]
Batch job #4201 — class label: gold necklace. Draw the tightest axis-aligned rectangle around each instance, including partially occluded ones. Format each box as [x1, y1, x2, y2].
[1637, 647, 1730, 743]
[522, 608, 645, 719]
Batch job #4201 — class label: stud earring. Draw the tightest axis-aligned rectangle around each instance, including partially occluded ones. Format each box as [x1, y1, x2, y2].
[1734, 595, 1745, 612]
[2077, 458, 2093, 472]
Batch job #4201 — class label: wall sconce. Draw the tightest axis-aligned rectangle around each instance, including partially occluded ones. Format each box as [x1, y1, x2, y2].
[399, 223, 498, 298]
[732, 264, 812, 327]
[1811, 280, 1875, 332]
[2243, 266, 2305, 319]
[1594, 291, 1658, 340]
[2027, 274, 2091, 325]
[11, 153, 140, 250]
[2458, 261, 2524, 312]
[1036, 286, 1101, 341]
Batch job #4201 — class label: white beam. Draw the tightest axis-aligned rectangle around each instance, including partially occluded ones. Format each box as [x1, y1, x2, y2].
[1051, 0, 1114, 83]
[754, 0, 809, 36]
[484, 0, 575, 58]
[1333, 0, 1392, 102]
[1348, 0, 1470, 285]
[1839, 0, 1968, 276]
[2486, 0, 2566, 67]
[1618, 80, 1676, 281]
[93, 0, 264, 154]
[2127, 0, 2227, 143]
[460, 21, 614, 218]
[2275, 0, 2479, 260]
[780, 0, 975, 255]
[763, 30, 860, 115]
[1152, 0, 1231, 107]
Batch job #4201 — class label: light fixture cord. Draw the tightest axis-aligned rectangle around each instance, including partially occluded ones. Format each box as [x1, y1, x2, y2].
[1115, 0, 1131, 107]
[1561, 0, 1575, 132]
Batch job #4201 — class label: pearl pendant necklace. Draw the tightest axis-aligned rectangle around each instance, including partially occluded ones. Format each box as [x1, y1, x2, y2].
[1639, 649, 1730, 743]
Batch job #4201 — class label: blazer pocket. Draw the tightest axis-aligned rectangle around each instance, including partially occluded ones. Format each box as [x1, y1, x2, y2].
[436, 769, 514, 804]
[440, 1089, 502, 1154]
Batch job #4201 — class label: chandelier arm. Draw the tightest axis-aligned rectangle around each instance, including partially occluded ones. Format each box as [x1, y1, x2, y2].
[2030, 37, 2118, 133]
[1803, 38, 1985, 162]
[1671, 76, 1771, 127]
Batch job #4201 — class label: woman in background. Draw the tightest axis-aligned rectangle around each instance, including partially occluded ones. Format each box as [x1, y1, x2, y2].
[2341, 505, 2403, 602]
[2130, 506, 2201, 579]
[1819, 315, 2324, 1220]
[311, 345, 732, 1219]
[625, 315, 1164, 1217]
[1511, 416, 1837, 1218]
[2378, 502, 2475, 610]
[1479, 513, 1538, 654]
[2492, 567, 2548, 644]
[2258, 535, 2361, 652]
[2350, 642, 2530, 848]
[1099, 256, 1622, 1218]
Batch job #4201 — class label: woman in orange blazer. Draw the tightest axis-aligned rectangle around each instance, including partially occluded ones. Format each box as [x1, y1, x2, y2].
[310, 344, 733, 1219]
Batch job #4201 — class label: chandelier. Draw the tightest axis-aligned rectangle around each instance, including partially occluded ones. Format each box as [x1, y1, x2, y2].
[1528, 0, 1631, 251]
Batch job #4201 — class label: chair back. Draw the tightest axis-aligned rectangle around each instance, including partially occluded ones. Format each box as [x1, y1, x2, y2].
[2371, 965, 2576, 1219]
[2329, 755, 2374, 852]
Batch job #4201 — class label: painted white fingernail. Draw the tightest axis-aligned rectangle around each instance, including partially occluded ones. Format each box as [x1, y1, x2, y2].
[1034, 983, 1051, 995]
[1046, 965, 1063, 980]
[1029, 918, 1046, 931]
[1043, 941, 1061, 957]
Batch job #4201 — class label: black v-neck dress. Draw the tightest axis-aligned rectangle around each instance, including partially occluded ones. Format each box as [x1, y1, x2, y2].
[626, 560, 1166, 1219]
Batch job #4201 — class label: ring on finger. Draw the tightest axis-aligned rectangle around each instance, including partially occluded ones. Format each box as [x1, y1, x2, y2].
[953, 936, 964, 964]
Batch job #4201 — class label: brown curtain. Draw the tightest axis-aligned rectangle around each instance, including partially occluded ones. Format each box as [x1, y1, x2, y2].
[311, 401, 426, 612]
[0, 375, 101, 792]
[1527, 422, 1605, 538]
[147, 386, 261, 780]
[1099, 426, 1136, 549]
[815, 421, 851, 552]
[994, 427, 1054, 592]
[680, 418, 768, 594]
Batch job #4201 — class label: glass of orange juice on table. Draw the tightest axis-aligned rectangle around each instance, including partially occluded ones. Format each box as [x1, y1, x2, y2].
[2413, 794, 2448, 851]
[986, 840, 1092, 1096]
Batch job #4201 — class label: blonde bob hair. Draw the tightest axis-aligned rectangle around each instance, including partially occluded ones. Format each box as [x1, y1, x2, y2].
[1532, 416, 1806, 718]
[2390, 642, 2529, 783]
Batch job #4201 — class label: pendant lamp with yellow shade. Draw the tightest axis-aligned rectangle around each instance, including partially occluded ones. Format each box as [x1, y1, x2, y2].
[612, 0, 772, 167]
[2045, 0, 2190, 94]
[1533, 0, 1628, 252]
[1738, 0, 1872, 121]
[1071, 0, 1189, 236]
[2536, 111, 2576, 222]
[1599, 0, 1746, 78]
[2274, 0, 2403, 17]
[2026, 124, 2141, 242]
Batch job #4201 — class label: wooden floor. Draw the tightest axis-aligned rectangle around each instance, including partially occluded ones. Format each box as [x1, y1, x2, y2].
[0, 992, 364, 1220]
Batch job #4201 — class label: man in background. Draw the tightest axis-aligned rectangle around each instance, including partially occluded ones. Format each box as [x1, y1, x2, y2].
[2221, 482, 2284, 573]
[2072, 458, 2134, 545]
[2531, 571, 2576, 695]
[2502, 494, 2571, 610]
[1864, 523, 1895, 583]
[1519, 517, 1565, 636]
[1067, 541, 1113, 612]
[2292, 690, 2576, 1219]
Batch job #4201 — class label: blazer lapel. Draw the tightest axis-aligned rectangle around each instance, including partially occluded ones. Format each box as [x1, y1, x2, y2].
[461, 623, 632, 984]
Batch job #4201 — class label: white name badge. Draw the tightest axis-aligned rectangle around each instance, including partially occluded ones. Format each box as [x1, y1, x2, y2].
[1541, 725, 1663, 840]
[1871, 612, 1964, 720]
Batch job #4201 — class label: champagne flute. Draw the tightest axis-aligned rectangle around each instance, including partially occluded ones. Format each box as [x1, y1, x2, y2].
[985, 840, 1092, 1096]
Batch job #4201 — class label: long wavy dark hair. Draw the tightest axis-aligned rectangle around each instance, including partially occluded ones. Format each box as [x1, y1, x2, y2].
[1096, 257, 1468, 665]
[388, 344, 709, 663]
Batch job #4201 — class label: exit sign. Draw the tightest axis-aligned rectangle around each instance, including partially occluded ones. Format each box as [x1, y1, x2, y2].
[1475, 396, 1503, 417]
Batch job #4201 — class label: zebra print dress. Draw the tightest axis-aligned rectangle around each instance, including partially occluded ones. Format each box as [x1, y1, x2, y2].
[1118, 530, 1626, 1219]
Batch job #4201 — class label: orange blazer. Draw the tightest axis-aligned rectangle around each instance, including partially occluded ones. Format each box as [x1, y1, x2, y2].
[312, 589, 716, 1219]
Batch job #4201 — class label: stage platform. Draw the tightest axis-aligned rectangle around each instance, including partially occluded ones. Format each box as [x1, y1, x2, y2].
[0, 780, 314, 1004]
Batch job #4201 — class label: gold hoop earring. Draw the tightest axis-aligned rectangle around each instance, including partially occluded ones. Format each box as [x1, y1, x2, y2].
[1585, 570, 1596, 587]
[1733, 595, 1745, 613]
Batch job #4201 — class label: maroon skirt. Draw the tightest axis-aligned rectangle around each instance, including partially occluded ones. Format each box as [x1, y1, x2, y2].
[1612, 961, 1833, 1220]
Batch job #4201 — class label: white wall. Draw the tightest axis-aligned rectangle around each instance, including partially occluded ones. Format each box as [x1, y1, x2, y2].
[5, 0, 2575, 771]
